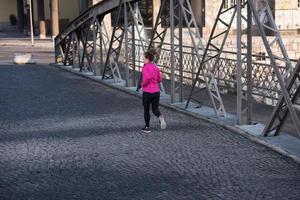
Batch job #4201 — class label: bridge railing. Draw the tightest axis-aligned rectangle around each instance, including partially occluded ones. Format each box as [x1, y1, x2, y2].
[132, 40, 299, 106]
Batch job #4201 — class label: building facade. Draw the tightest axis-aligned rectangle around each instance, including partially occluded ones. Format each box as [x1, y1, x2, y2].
[0, 0, 79, 34]
[0, 0, 107, 36]
[1, 0, 299, 58]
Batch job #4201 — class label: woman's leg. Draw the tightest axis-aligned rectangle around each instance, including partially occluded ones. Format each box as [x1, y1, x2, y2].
[143, 92, 151, 127]
[151, 92, 166, 129]
[151, 92, 161, 117]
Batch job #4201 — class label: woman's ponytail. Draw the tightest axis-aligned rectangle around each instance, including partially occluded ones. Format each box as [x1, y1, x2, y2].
[144, 48, 158, 62]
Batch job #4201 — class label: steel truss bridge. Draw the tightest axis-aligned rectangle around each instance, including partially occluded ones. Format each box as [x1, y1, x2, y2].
[55, 0, 300, 137]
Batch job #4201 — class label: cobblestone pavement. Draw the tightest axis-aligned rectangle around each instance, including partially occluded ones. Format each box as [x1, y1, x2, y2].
[0, 64, 300, 200]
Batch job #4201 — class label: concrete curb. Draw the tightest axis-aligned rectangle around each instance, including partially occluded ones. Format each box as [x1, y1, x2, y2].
[50, 63, 300, 164]
[0, 41, 54, 49]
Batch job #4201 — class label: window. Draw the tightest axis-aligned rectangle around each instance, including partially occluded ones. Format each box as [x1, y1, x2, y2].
[161, 0, 205, 29]
[231, 0, 236, 6]
[138, 0, 153, 27]
[224, 0, 247, 9]
[111, 9, 124, 27]
[223, 0, 235, 9]
[111, 1, 153, 27]
[223, 0, 229, 9]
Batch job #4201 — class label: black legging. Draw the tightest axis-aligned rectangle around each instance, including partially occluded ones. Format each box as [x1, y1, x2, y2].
[143, 92, 161, 127]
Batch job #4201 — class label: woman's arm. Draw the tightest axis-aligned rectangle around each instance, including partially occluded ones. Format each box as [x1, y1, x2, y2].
[157, 68, 162, 83]
[142, 67, 150, 88]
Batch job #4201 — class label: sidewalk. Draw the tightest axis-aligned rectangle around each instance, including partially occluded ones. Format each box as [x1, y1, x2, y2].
[0, 31, 54, 65]
[0, 31, 54, 48]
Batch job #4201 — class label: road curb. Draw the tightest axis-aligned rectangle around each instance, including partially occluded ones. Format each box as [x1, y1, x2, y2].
[51, 63, 300, 164]
[0, 41, 54, 49]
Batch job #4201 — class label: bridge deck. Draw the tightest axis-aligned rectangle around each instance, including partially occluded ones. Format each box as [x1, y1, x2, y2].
[0, 59, 300, 199]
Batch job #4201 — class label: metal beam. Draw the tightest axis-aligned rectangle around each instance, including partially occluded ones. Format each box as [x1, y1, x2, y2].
[102, 0, 124, 81]
[247, 0, 300, 136]
[263, 61, 300, 136]
[179, 0, 227, 118]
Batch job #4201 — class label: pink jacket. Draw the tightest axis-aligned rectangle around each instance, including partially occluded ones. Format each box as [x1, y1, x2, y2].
[142, 63, 162, 93]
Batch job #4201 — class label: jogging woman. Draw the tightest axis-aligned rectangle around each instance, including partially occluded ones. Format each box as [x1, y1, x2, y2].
[141, 49, 166, 133]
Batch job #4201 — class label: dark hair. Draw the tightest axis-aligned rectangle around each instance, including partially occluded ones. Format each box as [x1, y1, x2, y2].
[144, 48, 158, 62]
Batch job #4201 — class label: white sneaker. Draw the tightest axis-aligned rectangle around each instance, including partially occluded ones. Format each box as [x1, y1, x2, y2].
[159, 115, 167, 129]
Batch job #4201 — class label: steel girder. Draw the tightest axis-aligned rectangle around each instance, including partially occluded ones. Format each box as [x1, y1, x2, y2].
[170, 0, 184, 103]
[102, 0, 124, 80]
[102, 1, 149, 83]
[137, 0, 226, 114]
[55, 0, 139, 46]
[248, 0, 300, 136]
[55, 0, 140, 77]
[183, 0, 236, 115]
[55, 7, 110, 75]
[126, 3, 149, 87]
[137, 0, 226, 116]
[95, 18, 111, 76]
[71, 31, 80, 69]
[74, 16, 105, 75]
[62, 35, 73, 66]
[263, 61, 300, 136]
[178, 0, 226, 118]
[186, 0, 297, 127]
[236, 0, 253, 125]
[79, 19, 96, 73]
[55, 0, 148, 84]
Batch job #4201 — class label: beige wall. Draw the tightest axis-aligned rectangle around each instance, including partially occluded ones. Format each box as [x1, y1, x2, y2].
[201, 0, 300, 59]
[92, 0, 111, 34]
[203, 0, 300, 35]
[57, 0, 79, 20]
[152, 0, 160, 27]
[43, 0, 79, 21]
[0, 0, 17, 23]
[276, 0, 298, 9]
[275, 0, 300, 30]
